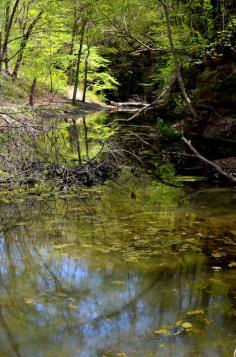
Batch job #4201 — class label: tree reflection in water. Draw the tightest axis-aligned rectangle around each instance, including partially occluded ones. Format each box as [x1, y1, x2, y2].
[0, 179, 236, 356]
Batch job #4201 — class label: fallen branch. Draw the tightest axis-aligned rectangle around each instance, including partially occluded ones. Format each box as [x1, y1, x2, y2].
[111, 101, 147, 108]
[111, 76, 176, 125]
[182, 136, 236, 184]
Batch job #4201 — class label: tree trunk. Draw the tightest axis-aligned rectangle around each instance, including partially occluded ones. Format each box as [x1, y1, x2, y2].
[68, 11, 79, 86]
[72, 118, 82, 164]
[29, 77, 37, 107]
[211, 0, 222, 35]
[82, 48, 90, 102]
[3, 1, 11, 74]
[11, 11, 43, 80]
[72, 23, 85, 105]
[0, 0, 20, 74]
[0, 31, 2, 73]
[159, 0, 197, 118]
[83, 116, 89, 160]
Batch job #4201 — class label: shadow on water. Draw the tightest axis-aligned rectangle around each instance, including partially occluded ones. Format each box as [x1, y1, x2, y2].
[0, 111, 236, 356]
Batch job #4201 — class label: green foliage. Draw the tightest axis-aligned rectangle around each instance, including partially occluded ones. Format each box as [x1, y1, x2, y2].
[157, 120, 182, 140]
[0, 0, 235, 101]
[156, 163, 176, 180]
[80, 47, 119, 98]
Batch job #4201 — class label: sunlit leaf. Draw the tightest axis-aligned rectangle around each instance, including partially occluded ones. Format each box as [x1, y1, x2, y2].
[228, 262, 236, 268]
[24, 298, 33, 304]
[154, 328, 171, 336]
[186, 309, 204, 316]
[175, 321, 193, 330]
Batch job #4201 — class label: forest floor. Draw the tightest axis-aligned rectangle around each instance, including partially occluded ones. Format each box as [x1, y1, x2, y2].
[0, 75, 111, 116]
[35, 86, 112, 113]
[34, 91, 110, 114]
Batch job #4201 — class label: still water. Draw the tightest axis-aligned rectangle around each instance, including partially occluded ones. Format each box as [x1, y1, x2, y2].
[0, 171, 236, 356]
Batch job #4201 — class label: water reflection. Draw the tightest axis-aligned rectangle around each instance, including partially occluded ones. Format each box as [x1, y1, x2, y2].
[0, 178, 236, 356]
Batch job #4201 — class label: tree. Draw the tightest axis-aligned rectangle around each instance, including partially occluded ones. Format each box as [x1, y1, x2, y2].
[158, 0, 197, 118]
[0, 0, 21, 73]
[11, 9, 43, 80]
[72, 20, 86, 104]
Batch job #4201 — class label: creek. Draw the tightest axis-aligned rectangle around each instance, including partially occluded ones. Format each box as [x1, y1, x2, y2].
[0, 111, 236, 357]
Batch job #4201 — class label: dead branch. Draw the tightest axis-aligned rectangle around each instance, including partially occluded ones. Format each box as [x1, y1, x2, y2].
[182, 136, 236, 184]
[111, 76, 176, 125]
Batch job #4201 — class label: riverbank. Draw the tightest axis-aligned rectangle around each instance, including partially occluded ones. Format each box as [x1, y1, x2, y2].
[0, 74, 111, 116]
[1, 69, 236, 189]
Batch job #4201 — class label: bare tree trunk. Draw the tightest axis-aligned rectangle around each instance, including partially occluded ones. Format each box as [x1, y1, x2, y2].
[159, 0, 197, 118]
[29, 77, 37, 107]
[82, 116, 89, 160]
[11, 11, 43, 80]
[3, 0, 11, 74]
[0, 0, 21, 74]
[68, 9, 79, 86]
[0, 31, 2, 73]
[49, 62, 53, 93]
[82, 47, 90, 102]
[72, 118, 82, 164]
[72, 23, 85, 105]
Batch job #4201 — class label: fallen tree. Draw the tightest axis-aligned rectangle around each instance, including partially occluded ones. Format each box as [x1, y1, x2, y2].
[182, 136, 236, 184]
